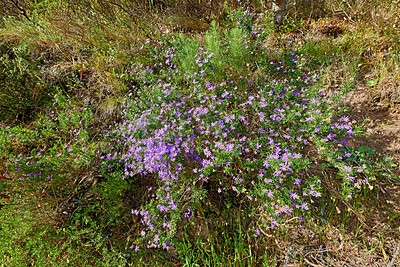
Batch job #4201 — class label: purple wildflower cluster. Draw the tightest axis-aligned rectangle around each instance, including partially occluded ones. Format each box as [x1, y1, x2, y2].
[106, 8, 369, 250]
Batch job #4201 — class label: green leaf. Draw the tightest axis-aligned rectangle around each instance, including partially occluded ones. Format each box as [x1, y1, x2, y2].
[391, 176, 400, 185]
[357, 147, 375, 154]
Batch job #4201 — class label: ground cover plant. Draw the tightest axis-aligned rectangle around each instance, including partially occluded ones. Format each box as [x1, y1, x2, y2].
[0, 0, 399, 266]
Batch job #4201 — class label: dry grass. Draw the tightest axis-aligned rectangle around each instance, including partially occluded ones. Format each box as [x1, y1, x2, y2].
[279, 0, 400, 112]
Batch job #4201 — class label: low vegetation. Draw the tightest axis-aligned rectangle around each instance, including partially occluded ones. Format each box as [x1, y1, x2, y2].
[0, 0, 399, 266]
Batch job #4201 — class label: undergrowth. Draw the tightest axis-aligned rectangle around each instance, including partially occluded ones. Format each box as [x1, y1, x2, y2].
[0, 0, 399, 266]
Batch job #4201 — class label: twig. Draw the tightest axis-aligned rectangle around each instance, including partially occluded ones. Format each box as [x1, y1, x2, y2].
[258, 227, 273, 238]
[9, 0, 32, 22]
[387, 242, 400, 267]
[0, 176, 14, 181]
[304, 257, 324, 267]
[304, 248, 333, 258]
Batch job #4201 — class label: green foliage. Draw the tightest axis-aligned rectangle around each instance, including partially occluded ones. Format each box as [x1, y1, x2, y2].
[176, 230, 258, 266]
[175, 207, 274, 266]
[0, 91, 133, 265]
[0, 42, 54, 124]
[177, 21, 254, 79]
[0, 92, 95, 189]
[327, 145, 399, 195]
[0, 199, 69, 266]
[0, 189, 130, 266]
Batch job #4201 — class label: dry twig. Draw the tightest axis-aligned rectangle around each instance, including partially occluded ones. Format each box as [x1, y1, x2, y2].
[387, 242, 400, 267]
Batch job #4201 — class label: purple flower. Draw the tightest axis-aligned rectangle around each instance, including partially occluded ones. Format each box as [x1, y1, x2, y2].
[343, 165, 352, 173]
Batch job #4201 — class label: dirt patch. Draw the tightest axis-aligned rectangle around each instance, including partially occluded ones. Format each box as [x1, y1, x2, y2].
[343, 86, 400, 163]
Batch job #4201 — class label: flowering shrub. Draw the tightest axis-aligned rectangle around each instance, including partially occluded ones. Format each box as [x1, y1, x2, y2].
[106, 9, 368, 250]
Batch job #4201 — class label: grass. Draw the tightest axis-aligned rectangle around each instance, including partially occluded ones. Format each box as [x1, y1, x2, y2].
[0, 184, 99, 266]
[0, 0, 400, 266]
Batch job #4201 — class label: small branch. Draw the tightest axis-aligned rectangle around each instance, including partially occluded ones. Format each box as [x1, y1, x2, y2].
[387, 242, 400, 267]
[303, 257, 323, 267]
[0, 176, 14, 181]
[258, 227, 273, 238]
[9, 0, 32, 22]
[327, 2, 354, 22]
